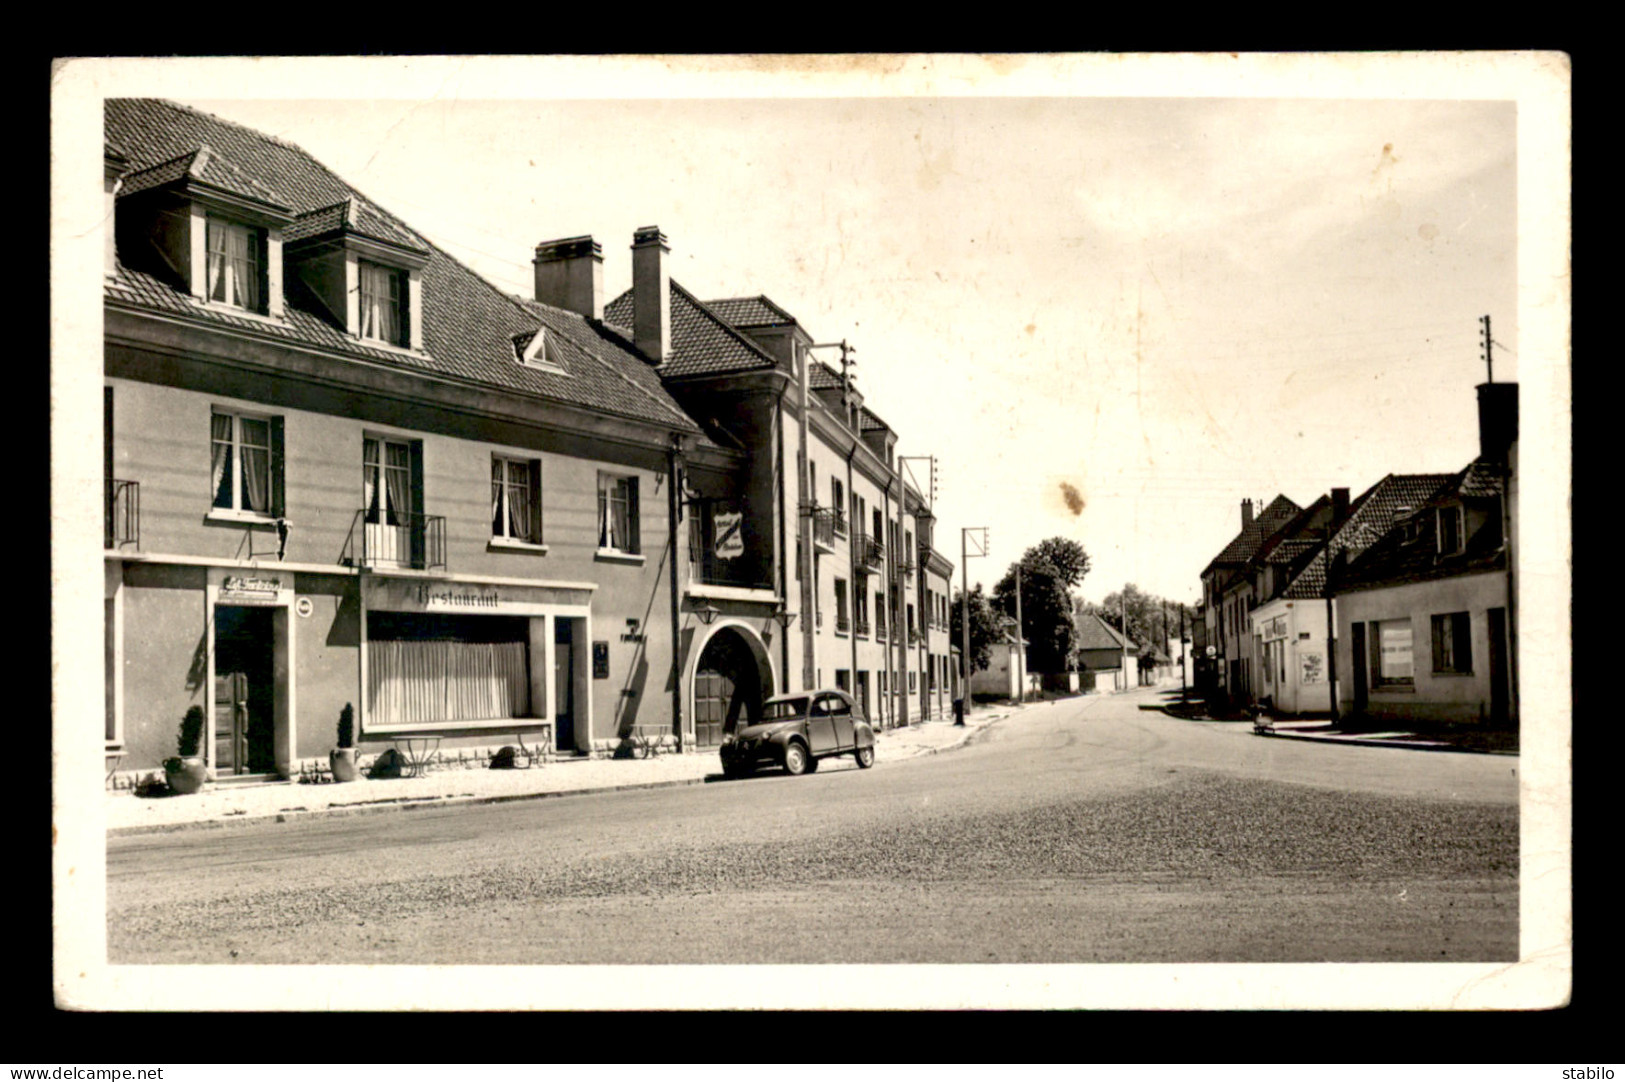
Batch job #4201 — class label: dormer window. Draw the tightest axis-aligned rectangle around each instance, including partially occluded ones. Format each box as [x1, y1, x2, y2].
[205, 219, 265, 312]
[1437, 505, 1463, 555]
[359, 260, 407, 347]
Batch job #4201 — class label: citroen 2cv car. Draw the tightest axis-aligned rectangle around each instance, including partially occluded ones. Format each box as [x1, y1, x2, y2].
[719, 689, 876, 777]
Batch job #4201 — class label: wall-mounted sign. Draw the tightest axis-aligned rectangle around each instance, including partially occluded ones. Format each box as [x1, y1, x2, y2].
[1300, 651, 1325, 685]
[592, 641, 610, 679]
[219, 574, 287, 605]
[295, 597, 314, 618]
[714, 511, 744, 559]
[1263, 615, 1289, 641]
[366, 577, 591, 615]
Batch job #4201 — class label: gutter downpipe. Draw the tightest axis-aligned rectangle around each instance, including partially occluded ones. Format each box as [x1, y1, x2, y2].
[668, 435, 684, 748]
[777, 388, 790, 694]
[798, 343, 816, 693]
[846, 441, 859, 712]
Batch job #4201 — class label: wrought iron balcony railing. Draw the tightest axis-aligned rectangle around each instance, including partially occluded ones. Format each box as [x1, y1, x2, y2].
[874, 616, 888, 639]
[105, 479, 139, 550]
[835, 614, 851, 634]
[853, 618, 872, 638]
[853, 532, 885, 572]
[832, 511, 848, 539]
[810, 508, 837, 553]
[343, 509, 447, 571]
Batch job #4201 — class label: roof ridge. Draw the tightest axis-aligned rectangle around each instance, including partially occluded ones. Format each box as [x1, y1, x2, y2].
[672, 281, 783, 368]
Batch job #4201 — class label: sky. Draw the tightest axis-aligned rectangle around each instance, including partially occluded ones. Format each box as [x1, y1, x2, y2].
[94, 58, 1534, 608]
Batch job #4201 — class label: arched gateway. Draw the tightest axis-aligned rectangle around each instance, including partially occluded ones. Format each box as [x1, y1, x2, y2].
[689, 623, 775, 748]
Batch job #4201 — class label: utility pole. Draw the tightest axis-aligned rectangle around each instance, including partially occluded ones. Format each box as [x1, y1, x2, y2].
[1179, 603, 1189, 704]
[1015, 562, 1025, 701]
[1480, 314, 1494, 384]
[958, 526, 988, 725]
[1324, 524, 1340, 725]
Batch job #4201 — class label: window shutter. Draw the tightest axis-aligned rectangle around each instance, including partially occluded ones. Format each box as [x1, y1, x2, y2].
[527, 459, 543, 543]
[397, 270, 411, 347]
[409, 441, 426, 567]
[1367, 622, 1381, 682]
[628, 477, 641, 554]
[269, 416, 286, 518]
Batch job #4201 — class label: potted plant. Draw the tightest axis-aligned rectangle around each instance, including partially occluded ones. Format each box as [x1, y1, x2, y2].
[329, 703, 358, 782]
[163, 705, 209, 795]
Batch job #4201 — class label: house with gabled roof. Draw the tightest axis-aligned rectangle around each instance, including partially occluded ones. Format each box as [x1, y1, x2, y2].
[1331, 384, 1518, 727]
[1198, 494, 1301, 707]
[1245, 476, 1454, 715]
[103, 99, 722, 782]
[1074, 611, 1137, 692]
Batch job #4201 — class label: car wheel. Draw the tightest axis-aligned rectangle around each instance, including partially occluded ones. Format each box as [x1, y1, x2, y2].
[782, 742, 808, 776]
[854, 745, 875, 769]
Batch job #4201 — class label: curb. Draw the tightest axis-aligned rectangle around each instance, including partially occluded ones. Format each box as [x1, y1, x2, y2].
[107, 712, 1021, 838]
[1249, 727, 1519, 756]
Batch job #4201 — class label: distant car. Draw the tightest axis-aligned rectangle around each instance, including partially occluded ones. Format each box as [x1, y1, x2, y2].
[720, 689, 876, 778]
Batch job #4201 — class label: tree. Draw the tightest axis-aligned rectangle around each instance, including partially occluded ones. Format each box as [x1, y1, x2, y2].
[950, 584, 1004, 675]
[1089, 584, 1181, 654]
[993, 537, 1093, 674]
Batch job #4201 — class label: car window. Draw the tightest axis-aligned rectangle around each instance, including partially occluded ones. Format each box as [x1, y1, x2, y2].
[810, 698, 832, 716]
[762, 698, 808, 721]
[828, 696, 851, 716]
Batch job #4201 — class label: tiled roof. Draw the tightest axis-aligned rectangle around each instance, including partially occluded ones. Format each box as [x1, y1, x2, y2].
[1336, 462, 1508, 591]
[1074, 612, 1134, 652]
[118, 144, 293, 211]
[810, 360, 843, 390]
[859, 406, 890, 433]
[604, 281, 780, 379]
[1266, 538, 1320, 565]
[1457, 458, 1505, 500]
[1282, 473, 1455, 598]
[702, 295, 797, 327]
[1203, 494, 1302, 574]
[283, 198, 428, 254]
[105, 99, 698, 432]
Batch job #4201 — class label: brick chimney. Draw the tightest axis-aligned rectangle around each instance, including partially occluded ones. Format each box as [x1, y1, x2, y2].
[632, 226, 671, 363]
[1241, 498, 1254, 529]
[1477, 382, 1519, 465]
[1332, 487, 1350, 524]
[533, 236, 604, 320]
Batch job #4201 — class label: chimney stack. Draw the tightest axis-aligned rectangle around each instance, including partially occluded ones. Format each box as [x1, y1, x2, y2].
[1241, 498, 1254, 528]
[1332, 487, 1350, 524]
[632, 226, 671, 363]
[1477, 382, 1519, 465]
[533, 236, 604, 320]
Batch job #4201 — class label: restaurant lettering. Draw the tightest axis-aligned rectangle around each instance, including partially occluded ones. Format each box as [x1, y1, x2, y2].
[416, 584, 501, 609]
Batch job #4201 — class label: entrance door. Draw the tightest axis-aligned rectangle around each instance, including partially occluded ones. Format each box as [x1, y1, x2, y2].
[1351, 622, 1368, 716]
[213, 605, 275, 775]
[554, 618, 576, 753]
[1487, 607, 1511, 726]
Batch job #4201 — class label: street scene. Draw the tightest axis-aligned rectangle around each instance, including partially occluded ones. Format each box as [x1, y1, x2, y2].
[107, 685, 1517, 965]
[55, 55, 1569, 1010]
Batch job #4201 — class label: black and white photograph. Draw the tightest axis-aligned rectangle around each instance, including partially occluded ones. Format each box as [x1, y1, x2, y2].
[51, 53, 1570, 1012]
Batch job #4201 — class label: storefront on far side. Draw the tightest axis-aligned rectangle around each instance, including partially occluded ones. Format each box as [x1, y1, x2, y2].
[1249, 597, 1331, 717]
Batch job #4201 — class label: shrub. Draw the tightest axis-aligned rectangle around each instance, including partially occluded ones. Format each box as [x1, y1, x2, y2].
[176, 705, 205, 758]
[337, 703, 355, 749]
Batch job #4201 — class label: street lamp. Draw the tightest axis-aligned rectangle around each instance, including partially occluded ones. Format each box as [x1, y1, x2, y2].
[772, 601, 797, 629]
[694, 602, 721, 626]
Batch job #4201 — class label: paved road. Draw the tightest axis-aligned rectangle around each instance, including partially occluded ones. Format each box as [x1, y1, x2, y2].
[107, 687, 1518, 964]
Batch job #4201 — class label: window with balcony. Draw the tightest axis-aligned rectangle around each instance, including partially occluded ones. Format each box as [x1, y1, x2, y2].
[834, 578, 850, 634]
[492, 456, 543, 546]
[832, 478, 847, 536]
[205, 219, 266, 313]
[361, 435, 441, 569]
[211, 410, 282, 519]
[598, 473, 641, 556]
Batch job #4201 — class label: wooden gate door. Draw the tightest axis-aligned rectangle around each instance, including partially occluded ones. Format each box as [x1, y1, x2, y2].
[693, 669, 731, 748]
[1350, 622, 1368, 716]
[1487, 607, 1511, 726]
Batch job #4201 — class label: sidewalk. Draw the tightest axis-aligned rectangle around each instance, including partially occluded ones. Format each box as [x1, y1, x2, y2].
[106, 702, 1023, 836]
[1145, 691, 1517, 756]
